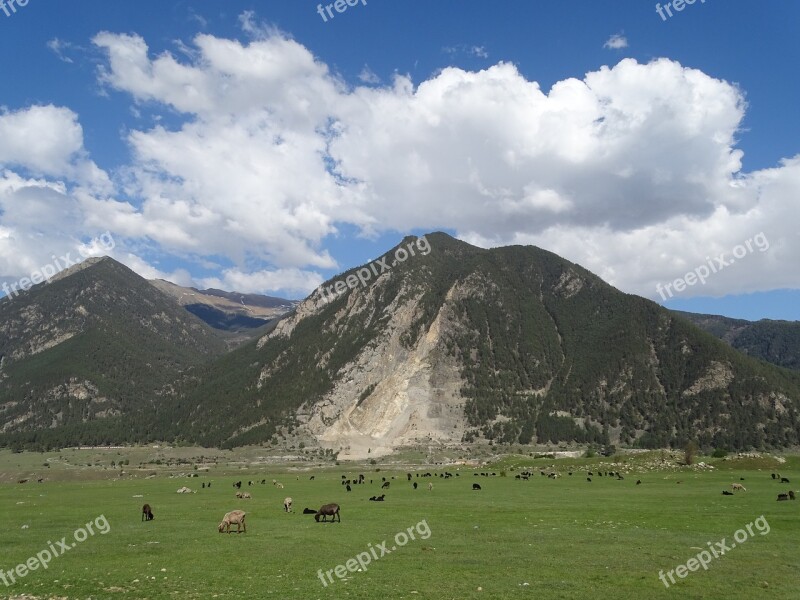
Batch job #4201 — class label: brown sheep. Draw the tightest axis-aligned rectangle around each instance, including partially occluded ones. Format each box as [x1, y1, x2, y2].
[315, 503, 340, 523]
[218, 510, 246, 533]
[141, 504, 154, 521]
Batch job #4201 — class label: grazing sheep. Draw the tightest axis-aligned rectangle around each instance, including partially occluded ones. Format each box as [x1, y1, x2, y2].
[772, 473, 777, 480]
[303, 508, 316, 514]
[310, 476, 315, 480]
[731, 483, 746, 491]
[777, 493, 789, 501]
[586, 478, 592, 482]
[235, 492, 252, 499]
[413, 482, 418, 489]
[428, 482, 433, 491]
[218, 510, 246, 533]
[284, 497, 293, 512]
[275, 482, 284, 489]
[346, 484, 352, 492]
[636, 480, 642, 485]
[781, 477, 791, 484]
[315, 503, 340, 522]
[472, 483, 482, 490]
[722, 490, 734, 495]
[790, 490, 796, 500]
[141, 504, 154, 521]
[381, 481, 390, 489]
[177, 486, 193, 494]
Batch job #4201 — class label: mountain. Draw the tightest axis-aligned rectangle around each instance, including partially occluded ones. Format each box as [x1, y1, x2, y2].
[164, 233, 800, 457]
[672, 311, 800, 371]
[3, 236, 799, 455]
[0, 258, 227, 448]
[149, 279, 298, 333]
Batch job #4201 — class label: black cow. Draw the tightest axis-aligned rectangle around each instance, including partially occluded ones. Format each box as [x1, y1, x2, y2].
[781, 477, 791, 483]
[472, 483, 481, 490]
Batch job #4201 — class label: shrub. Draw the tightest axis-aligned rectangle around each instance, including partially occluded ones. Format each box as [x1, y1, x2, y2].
[684, 440, 700, 465]
[711, 448, 728, 458]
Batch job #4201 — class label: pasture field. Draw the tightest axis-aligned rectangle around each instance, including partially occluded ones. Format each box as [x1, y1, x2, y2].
[0, 450, 799, 599]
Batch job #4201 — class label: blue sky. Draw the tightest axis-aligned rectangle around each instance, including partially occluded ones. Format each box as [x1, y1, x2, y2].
[0, 0, 798, 321]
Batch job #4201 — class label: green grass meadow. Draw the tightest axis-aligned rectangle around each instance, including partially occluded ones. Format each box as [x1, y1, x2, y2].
[1, 450, 799, 599]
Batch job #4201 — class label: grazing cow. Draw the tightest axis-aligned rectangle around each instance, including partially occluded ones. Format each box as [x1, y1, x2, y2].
[310, 476, 315, 480]
[284, 497, 293, 512]
[568, 472, 573, 476]
[381, 481, 390, 489]
[739, 477, 745, 481]
[636, 480, 642, 485]
[722, 490, 734, 495]
[587, 472, 593, 476]
[142, 504, 154, 521]
[586, 478, 592, 482]
[472, 483, 481, 490]
[781, 477, 791, 484]
[346, 484, 352, 492]
[303, 508, 317, 514]
[777, 493, 789, 501]
[413, 482, 418, 489]
[218, 510, 246, 533]
[790, 490, 796, 501]
[315, 503, 341, 522]
[731, 483, 747, 491]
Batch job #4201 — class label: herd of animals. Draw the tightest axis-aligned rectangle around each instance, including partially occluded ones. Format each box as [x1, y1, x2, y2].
[133, 468, 796, 534]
